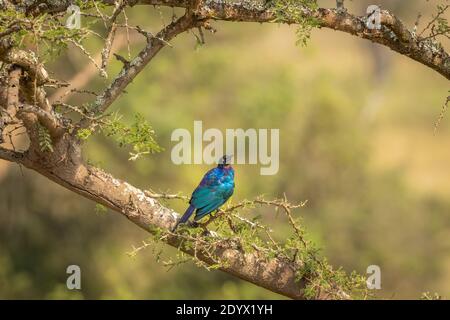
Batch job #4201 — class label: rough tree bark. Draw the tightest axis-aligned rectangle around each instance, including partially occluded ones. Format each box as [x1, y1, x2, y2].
[15, 0, 450, 80]
[0, 0, 449, 300]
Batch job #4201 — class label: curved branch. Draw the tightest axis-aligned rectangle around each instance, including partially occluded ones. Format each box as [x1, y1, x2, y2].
[7, 152, 349, 300]
[0, 40, 54, 86]
[17, 104, 66, 138]
[18, 1, 450, 80]
[196, 3, 450, 80]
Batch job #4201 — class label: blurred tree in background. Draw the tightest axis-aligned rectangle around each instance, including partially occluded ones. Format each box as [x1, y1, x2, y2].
[0, 0, 449, 299]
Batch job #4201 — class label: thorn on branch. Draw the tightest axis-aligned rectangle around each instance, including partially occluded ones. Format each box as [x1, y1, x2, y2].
[68, 39, 107, 78]
[135, 25, 154, 43]
[43, 81, 70, 89]
[53, 102, 98, 122]
[135, 25, 173, 47]
[113, 53, 130, 67]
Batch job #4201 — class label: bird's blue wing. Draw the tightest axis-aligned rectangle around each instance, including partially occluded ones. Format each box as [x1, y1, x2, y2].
[191, 185, 223, 216]
[194, 197, 225, 220]
[190, 168, 234, 220]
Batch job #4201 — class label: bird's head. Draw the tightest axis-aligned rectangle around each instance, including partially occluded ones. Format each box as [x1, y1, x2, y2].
[218, 154, 233, 168]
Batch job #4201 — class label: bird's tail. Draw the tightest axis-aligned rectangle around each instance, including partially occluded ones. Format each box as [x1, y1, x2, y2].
[172, 204, 195, 231]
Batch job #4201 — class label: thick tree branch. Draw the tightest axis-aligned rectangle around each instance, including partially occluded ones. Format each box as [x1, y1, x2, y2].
[196, 3, 450, 80]
[17, 104, 66, 138]
[26, 0, 449, 80]
[0, 40, 55, 86]
[3, 152, 348, 300]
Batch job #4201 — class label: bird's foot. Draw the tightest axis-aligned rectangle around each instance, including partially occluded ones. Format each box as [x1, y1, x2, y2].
[187, 221, 200, 228]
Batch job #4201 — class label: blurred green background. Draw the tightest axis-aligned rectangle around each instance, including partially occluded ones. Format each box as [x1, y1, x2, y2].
[0, 0, 449, 299]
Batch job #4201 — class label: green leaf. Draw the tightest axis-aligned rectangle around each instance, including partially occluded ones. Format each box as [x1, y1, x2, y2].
[102, 112, 163, 160]
[38, 124, 54, 153]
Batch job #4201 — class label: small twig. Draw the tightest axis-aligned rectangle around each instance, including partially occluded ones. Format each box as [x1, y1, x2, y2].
[53, 102, 103, 122]
[434, 95, 450, 135]
[144, 189, 189, 201]
[135, 25, 173, 47]
[122, 9, 132, 59]
[113, 53, 130, 66]
[419, 4, 449, 38]
[93, 0, 109, 28]
[68, 39, 106, 78]
[101, 0, 128, 74]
